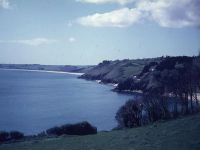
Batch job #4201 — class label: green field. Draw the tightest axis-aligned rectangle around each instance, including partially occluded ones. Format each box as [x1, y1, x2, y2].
[1, 113, 200, 150]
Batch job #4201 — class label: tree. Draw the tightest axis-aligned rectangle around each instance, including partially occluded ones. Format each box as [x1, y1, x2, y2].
[115, 95, 171, 129]
[46, 126, 62, 136]
[115, 100, 142, 128]
[143, 95, 170, 121]
[9, 131, 24, 140]
[46, 121, 97, 136]
[0, 131, 9, 142]
[61, 121, 97, 135]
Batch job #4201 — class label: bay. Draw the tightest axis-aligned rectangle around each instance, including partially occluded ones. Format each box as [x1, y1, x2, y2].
[0, 69, 133, 135]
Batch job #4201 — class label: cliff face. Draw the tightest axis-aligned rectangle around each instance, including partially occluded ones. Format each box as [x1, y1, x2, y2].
[117, 56, 200, 94]
[80, 56, 200, 95]
[80, 58, 161, 83]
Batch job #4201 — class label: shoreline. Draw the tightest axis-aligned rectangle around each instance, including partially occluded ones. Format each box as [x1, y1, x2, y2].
[0, 68, 84, 76]
[1, 68, 142, 95]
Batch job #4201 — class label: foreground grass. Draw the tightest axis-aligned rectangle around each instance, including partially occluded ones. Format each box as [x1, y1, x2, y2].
[1, 113, 200, 150]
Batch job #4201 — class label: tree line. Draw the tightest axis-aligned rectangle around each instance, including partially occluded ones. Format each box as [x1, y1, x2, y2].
[116, 56, 200, 128]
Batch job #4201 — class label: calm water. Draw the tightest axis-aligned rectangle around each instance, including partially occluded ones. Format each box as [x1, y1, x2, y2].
[0, 69, 133, 135]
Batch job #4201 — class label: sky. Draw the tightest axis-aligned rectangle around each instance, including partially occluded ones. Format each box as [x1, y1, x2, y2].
[0, 0, 200, 65]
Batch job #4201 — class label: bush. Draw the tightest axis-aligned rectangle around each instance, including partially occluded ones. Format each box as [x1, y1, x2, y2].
[61, 121, 97, 135]
[0, 131, 24, 142]
[117, 78, 134, 91]
[46, 121, 97, 136]
[116, 95, 171, 128]
[139, 61, 158, 77]
[46, 126, 63, 136]
[143, 95, 171, 122]
[9, 131, 24, 140]
[115, 100, 142, 128]
[0, 131, 9, 142]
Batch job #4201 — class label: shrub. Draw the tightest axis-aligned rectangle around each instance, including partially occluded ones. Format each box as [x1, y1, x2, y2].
[117, 78, 134, 91]
[116, 95, 171, 128]
[139, 61, 158, 77]
[61, 121, 97, 135]
[115, 100, 142, 128]
[143, 95, 171, 122]
[0, 131, 9, 142]
[46, 121, 97, 136]
[46, 126, 63, 136]
[9, 131, 24, 140]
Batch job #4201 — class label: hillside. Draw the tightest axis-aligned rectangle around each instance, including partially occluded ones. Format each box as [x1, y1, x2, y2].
[116, 56, 200, 94]
[0, 113, 200, 150]
[80, 58, 161, 83]
[79, 56, 200, 94]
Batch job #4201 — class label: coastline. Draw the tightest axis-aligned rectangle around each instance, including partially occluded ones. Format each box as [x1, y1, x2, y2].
[0, 68, 84, 76]
[0, 68, 143, 95]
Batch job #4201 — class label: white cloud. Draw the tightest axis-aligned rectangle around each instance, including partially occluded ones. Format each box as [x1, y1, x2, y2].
[0, 0, 11, 9]
[77, 0, 200, 28]
[77, 0, 135, 5]
[137, 0, 200, 28]
[77, 8, 142, 27]
[68, 37, 76, 42]
[0, 38, 57, 46]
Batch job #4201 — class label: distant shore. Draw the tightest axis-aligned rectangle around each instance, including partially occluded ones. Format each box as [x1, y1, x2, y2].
[0, 68, 84, 76]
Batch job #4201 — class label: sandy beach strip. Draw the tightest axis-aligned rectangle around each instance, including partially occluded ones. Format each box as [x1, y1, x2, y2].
[0, 68, 84, 76]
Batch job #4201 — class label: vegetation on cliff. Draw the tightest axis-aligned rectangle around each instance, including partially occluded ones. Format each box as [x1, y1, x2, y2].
[80, 58, 161, 83]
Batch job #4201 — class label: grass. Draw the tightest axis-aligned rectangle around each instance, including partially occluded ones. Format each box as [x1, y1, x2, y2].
[81, 59, 154, 83]
[1, 113, 200, 150]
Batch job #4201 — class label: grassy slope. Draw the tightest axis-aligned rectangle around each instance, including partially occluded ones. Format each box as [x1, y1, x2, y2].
[1, 113, 200, 150]
[81, 58, 160, 83]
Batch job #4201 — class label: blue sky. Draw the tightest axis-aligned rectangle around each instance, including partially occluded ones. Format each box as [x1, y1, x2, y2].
[0, 0, 200, 65]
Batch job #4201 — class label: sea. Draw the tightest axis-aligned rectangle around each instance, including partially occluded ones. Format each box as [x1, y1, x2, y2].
[0, 69, 133, 135]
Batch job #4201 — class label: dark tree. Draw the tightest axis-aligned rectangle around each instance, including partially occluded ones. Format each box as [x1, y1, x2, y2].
[9, 131, 24, 140]
[60, 121, 97, 135]
[0, 131, 9, 142]
[115, 100, 142, 128]
[143, 95, 170, 122]
[46, 126, 63, 136]
[46, 121, 97, 136]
